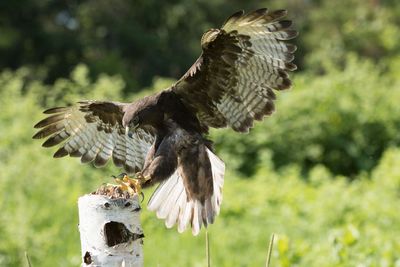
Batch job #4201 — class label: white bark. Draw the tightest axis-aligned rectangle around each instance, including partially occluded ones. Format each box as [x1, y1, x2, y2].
[78, 192, 144, 267]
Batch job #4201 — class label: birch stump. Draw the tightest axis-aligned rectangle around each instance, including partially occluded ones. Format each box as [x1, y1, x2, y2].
[78, 185, 144, 267]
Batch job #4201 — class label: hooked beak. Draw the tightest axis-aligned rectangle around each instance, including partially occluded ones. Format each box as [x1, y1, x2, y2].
[125, 124, 139, 138]
[125, 126, 130, 137]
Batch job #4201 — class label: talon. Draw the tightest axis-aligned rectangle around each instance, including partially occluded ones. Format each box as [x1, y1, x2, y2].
[140, 192, 145, 203]
[114, 178, 129, 191]
[122, 175, 130, 183]
[129, 178, 142, 194]
[135, 172, 144, 180]
[135, 172, 151, 183]
[117, 172, 127, 179]
[111, 173, 127, 180]
[113, 173, 144, 195]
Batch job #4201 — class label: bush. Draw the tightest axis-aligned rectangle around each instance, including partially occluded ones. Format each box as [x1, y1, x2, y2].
[301, 0, 400, 73]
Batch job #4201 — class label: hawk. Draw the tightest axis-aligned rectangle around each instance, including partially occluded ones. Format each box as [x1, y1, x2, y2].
[33, 8, 297, 235]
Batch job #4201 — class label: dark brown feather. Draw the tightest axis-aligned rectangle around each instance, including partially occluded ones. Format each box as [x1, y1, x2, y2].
[268, 9, 288, 21]
[94, 154, 108, 167]
[70, 150, 83, 157]
[222, 10, 245, 27]
[32, 123, 63, 139]
[53, 147, 68, 158]
[34, 114, 64, 128]
[278, 30, 298, 40]
[42, 131, 69, 147]
[80, 149, 96, 163]
[275, 20, 292, 30]
[43, 107, 69, 114]
[241, 8, 269, 21]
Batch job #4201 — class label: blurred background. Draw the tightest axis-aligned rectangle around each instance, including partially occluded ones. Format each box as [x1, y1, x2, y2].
[1, 0, 400, 266]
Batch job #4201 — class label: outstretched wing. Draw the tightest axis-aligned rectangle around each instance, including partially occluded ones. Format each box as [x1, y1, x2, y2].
[33, 101, 154, 173]
[172, 8, 297, 132]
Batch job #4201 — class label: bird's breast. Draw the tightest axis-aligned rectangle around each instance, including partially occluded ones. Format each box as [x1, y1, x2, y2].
[166, 127, 201, 152]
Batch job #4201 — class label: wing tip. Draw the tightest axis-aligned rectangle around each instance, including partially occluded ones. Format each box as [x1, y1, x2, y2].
[53, 147, 68, 158]
[285, 62, 297, 71]
[255, 7, 268, 15]
[272, 9, 288, 19]
[34, 114, 65, 129]
[278, 20, 293, 30]
[34, 119, 50, 129]
[241, 8, 269, 22]
[94, 155, 109, 168]
[43, 106, 68, 114]
[42, 138, 59, 148]
[279, 29, 299, 40]
[222, 10, 245, 27]
[81, 152, 94, 164]
[32, 131, 42, 139]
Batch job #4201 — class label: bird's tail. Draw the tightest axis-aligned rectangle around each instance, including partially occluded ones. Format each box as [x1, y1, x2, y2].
[147, 148, 225, 235]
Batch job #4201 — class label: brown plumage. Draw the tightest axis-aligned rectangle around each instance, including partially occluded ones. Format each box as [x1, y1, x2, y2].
[33, 8, 297, 235]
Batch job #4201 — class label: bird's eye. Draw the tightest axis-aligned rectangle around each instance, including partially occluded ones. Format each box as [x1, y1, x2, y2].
[131, 117, 139, 125]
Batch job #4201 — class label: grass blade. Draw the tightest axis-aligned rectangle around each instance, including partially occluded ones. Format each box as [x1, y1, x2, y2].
[206, 229, 211, 267]
[25, 251, 32, 267]
[265, 233, 275, 267]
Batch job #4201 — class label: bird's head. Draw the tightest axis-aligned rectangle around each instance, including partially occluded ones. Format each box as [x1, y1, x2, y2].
[122, 95, 163, 137]
[201, 29, 220, 49]
[123, 112, 140, 136]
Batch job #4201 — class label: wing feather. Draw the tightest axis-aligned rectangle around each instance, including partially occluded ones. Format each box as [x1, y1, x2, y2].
[33, 101, 154, 173]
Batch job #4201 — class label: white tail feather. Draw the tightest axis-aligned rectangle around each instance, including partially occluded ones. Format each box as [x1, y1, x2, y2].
[147, 148, 225, 235]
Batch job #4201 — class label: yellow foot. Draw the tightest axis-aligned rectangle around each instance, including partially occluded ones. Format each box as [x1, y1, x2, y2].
[112, 172, 151, 195]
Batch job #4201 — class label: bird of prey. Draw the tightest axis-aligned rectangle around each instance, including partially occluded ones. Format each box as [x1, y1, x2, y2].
[33, 8, 297, 235]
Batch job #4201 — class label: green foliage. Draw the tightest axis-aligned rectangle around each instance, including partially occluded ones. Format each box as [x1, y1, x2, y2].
[301, 0, 400, 73]
[2, 0, 399, 90]
[213, 55, 400, 176]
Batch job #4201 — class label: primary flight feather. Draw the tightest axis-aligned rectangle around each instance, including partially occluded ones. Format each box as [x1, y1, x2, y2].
[33, 8, 297, 235]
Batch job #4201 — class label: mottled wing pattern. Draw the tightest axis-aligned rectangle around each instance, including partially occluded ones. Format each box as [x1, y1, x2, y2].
[173, 8, 297, 132]
[33, 101, 154, 173]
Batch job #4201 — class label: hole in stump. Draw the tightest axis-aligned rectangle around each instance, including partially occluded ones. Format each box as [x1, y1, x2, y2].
[104, 202, 110, 208]
[104, 221, 144, 246]
[83, 251, 92, 264]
